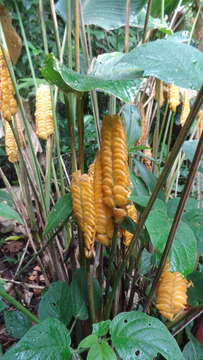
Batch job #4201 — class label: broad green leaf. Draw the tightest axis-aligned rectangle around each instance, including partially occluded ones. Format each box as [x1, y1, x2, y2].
[41, 54, 139, 103]
[121, 216, 137, 234]
[43, 194, 72, 236]
[0, 190, 13, 206]
[182, 140, 203, 173]
[146, 205, 197, 276]
[79, 335, 98, 349]
[87, 342, 117, 360]
[121, 104, 141, 147]
[139, 249, 152, 275]
[4, 311, 32, 339]
[117, 39, 203, 90]
[71, 269, 102, 321]
[129, 170, 149, 197]
[92, 320, 111, 337]
[56, 0, 147, 30]
[0, 203, 23, 224]
[110, 311, 184, 360]
[187, 272, 203, 306]
[38, 282, 72, 325]
[1, 318, 71, 360]
[167, 197, 197, 218]
[183, 209, 203, 254]
[183, 329, 203, 360]
[134, 159, 157, 193]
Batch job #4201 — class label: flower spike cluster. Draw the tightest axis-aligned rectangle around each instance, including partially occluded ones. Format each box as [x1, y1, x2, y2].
[156, 260, 191, 321]
[35, 84, 54, 140]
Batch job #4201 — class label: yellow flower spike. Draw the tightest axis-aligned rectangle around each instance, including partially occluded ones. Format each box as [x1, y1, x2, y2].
[4, 119, 18, 163]
[0, 48, 17, 120]
[156, 260, 191, 321]
[168, 84, 180, 112]
[123, 204, 137, 246]
[94, 152, 113, 246]
[71, 170, 84, 231]
[101, 115, 130, 212]
[180, 90, 190, 127]
[35, 84, 54, 140]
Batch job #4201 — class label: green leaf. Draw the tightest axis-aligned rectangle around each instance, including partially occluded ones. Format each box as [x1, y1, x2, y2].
[79, 335, 98, 349]
[56, 0, 147, 30]
[43, 194, 72, 236]
[71, 269, 102, 321]
[0, 203, 23, 224]
[0, 190, 13, 206]
[182, 140, 203, 173]
[92, 320, 111, 337]
[182, 209, 203, 254]
[41, 54, 140, 103]
[0, 299, 6, 312]
[87, 342, 117, 360]
[187, 272, 203, 306]
[38, 282, 72, 325]
[4, 311, 32, 339]
[151, 0, 191, 18]
[139, 249, 152, 275]
[1, 318, 71, 360]
[146, 205, 197, 276]
[121, 216, 137, 234]
[134, 159, 157, 193]
[121, 104, 141, 147]
[129, 170, 149, 197]
[117, 39, 203, 90]
[183, 328, 203, 360]
[110, 311, 184, 360]
[167, 197, 197, 218]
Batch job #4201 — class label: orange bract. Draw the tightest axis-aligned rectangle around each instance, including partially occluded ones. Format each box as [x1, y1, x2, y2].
[168, 84, 180, 112]
[35, 84, 54, 140]
[180, 90, 190, 127]
[156, 260, 191, 321]
[123, 204, 137, 246]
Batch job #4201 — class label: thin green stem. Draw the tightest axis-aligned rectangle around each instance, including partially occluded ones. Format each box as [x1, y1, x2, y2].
[66, 0, 72, 68]
[45, 136, 53, 212]
[49, 0, 61, 57]
[124, 0, 131, 53]
[14, 0, 37, 90]
[0, 288, 40, 324]
[76, 95, 84, 172]
[86, 262, 96, 323]
[74, 0, 80, 72]
[161, 0, 165, 23]
[189, 3, 201, 44]
[159, 110, 172, 164]
[142, 0, 153, 43]
[39, 0, 49, 55]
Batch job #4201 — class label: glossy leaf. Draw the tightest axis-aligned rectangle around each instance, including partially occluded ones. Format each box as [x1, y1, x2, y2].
[187, 272, 203, 306]
[4, 311, 32, 339]
[79, 335, 98, 349]
[38, 282, 72, 325]
[41, 54, 139, 103]
[43, 194, 72, 236]
[56, 0, 147, 30]
[146, 204, 197, 276]
[87, 342, 117, 360]
[110, 311, 184, 360]
[117, 39, 203, 89]
[121, 104, 141, 147]
[0, 203, 23, 224]
[1, 318, 71, 360]
[183, 209, 203, 254]
[0, 190, 13, 206]
[92, 320, 111, 337]
[121, 216, 137, 234]
[183, 329, 203, 360]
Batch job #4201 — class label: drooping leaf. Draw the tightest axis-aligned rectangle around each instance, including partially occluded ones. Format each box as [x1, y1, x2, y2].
[120, 216, 137, 234]
[38, 282, 72, 325]
[187, 272, 203, 306]
[182, 140, 203, 173]
[116, 39, 203, 89]
[146, 204, 197, 276]
[70, 269, 102, 321]
[183, 328, 203, 360]
[4, 311, 32, 339]
[0, 203, 23, 224]
[121, 104, 141, 147]
[92, 320, 111, 337]
[41, 54, 140, 103]
[56, 0, 147, 30]
[1, 318, 71, 360]
[110, 311, 184, 360]
[87, 342, 117, 360]
[43, 193, 72, 236]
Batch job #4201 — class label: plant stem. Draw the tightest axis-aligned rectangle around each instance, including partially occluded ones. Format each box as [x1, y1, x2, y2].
[169, 302, 203, 336]
[74, 0, 80, 72]
[49, 0, 61, 57]
[188, 2, 201, 44]
[143, 0, 153, 43]
[104, 85, 203, 319]
[86, 262, 96, 323]
[45, 137, 53, 212]
[66, 0, 72, 68]
[76, 95, 84, 172]
[14, 0, 37, 90]
[39, 0, 49, 54]
[0, 288, 40, 324]
[144, 130, 203, 313]
[161, 0, 165, 23]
